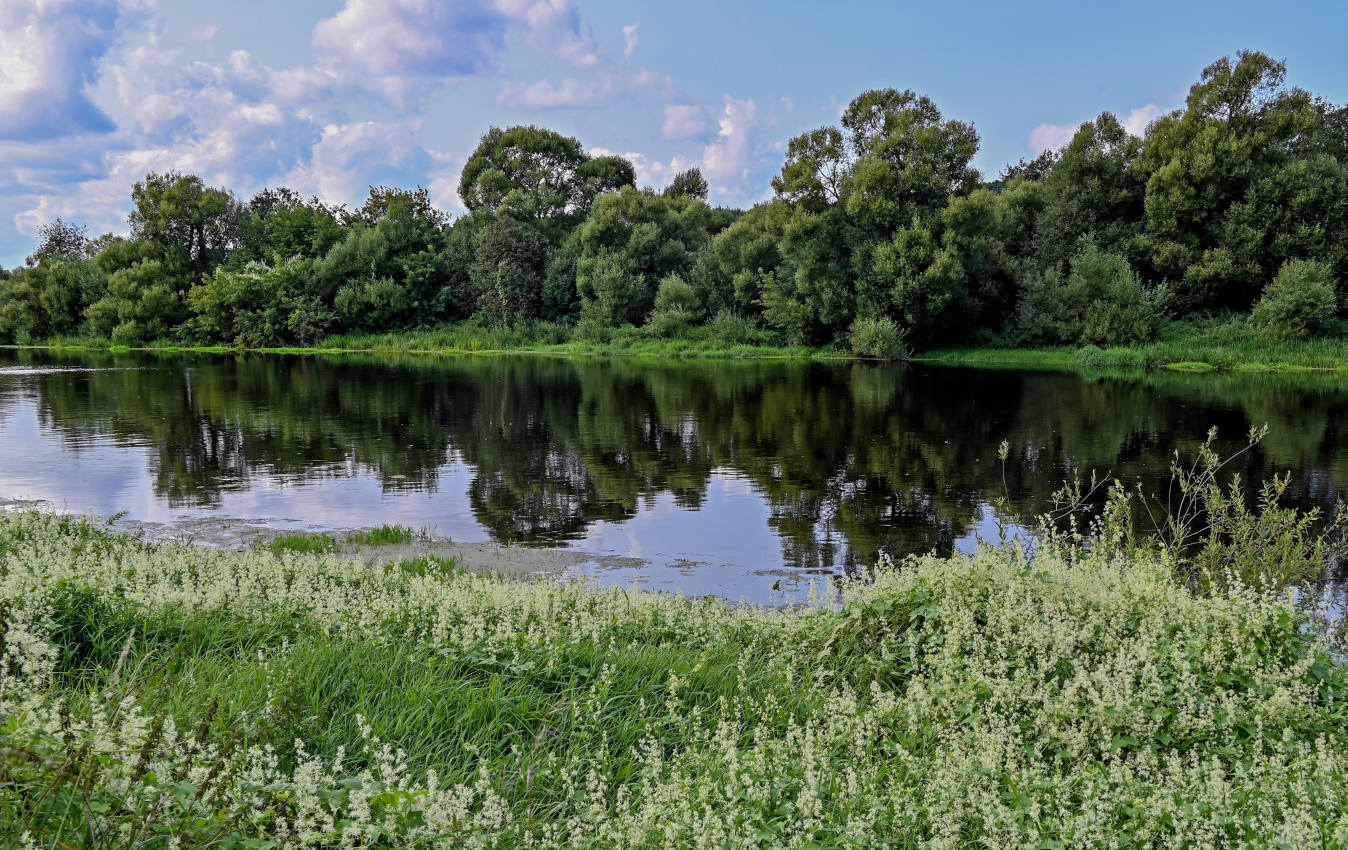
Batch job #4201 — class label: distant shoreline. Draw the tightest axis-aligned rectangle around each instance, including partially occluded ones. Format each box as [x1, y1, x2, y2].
[8, 321, 1348, 373]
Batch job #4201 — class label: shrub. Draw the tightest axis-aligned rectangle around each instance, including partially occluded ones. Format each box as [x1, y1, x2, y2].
[652, 274, 703, 318]
[704, 309, 772, 345]
[334, 277, 413, 332]
[848, 315, 908, 360]
[643, 307, 694, 338]
[1250, 258, 1337, 340]
[1018, 243, 1168, 346]
[85, 259, 184, 343]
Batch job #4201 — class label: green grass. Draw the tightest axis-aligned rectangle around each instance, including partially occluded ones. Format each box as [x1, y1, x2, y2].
[261, 530, 340, 555]
[8, 321, 848, 361]
[345, 524, 420, 545]
[6, 505, 1348, 847]
[19, 316, 1348, 371]
[921, 318, 1348, 373]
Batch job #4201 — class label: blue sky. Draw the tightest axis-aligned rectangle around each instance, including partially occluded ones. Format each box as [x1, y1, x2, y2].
[1, 0, 1345, 267]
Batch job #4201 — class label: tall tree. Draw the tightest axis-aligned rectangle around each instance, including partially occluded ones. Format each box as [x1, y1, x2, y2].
[458, 126, 635, 232]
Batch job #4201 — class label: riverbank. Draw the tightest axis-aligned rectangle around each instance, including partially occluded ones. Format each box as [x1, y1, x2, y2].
[4, 508, 1348, 847]
[921, 319, 1348, 372]
[14, 322, 846, 361]
[12, 317, 1348, 371]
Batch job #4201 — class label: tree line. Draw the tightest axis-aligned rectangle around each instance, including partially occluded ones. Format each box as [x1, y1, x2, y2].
[3, 51, 1345, 354]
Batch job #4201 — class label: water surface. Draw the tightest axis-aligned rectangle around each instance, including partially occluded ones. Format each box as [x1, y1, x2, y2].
[2, 348, 1347, 601]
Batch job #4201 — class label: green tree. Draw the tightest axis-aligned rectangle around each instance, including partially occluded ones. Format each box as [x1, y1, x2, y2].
[662, 167, 709, 201]
[188, 257, 331, 347]
[1032, 113, 1146, 274]
[129, 172, 243, 283]
[468, 217, 552, 326]
[237, 188, 346, 264]
[573, 187, 729, 327]
[85, 259, 184, 342]
[1138, 51, 1321, 309]
[458, 126, 634, 234]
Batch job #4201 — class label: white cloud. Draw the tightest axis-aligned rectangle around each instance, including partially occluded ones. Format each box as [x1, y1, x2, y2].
[0, 0, 132, 140]
[661, 105, 710, 141]
[1122, 103, 1162, 136]
[606, 95, 771, 206]
[497, 67, 672, 110]
[701, 95, 759, 186]
[425, 148, 466, 215]
[622, 21, 639, 59]
[494, 0, 599, 69]
[497, 77, 598, 110]
[283, 120, 427, 204]
[312, 0, 508, 102]
[1027, 122, 1076, 153]
[310, 0, 603, 104]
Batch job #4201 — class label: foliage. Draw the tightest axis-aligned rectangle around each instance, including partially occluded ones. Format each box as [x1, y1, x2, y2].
[5, 501, 1348, 847]
[345, 524, 419, 545]
[188, 257, 332, 347]
[847, 315, 908, 360]
[85, 259, 184, 343]
[662, 167, 709, 201]
[1017, 242, 1168, 346]
[1250, 258, 1338, 340]
[468, 216, 552, 327]
[458, 125, 634, 233]
[574, 187, 730, 328]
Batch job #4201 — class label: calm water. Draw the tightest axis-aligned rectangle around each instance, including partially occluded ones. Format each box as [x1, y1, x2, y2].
[3, 348, 1348, 600]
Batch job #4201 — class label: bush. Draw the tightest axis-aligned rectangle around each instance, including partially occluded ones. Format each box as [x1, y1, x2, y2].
[643, 307, 694, 338]
[703, 309, 772, 346]
[848, 315, 908, 360]
[334, 277, 413, 332]
[652, 274, 703, 318]
[1250, 259, 1337, 340]
[85, 259, 184, 343]
[1018, 244, 1168, 346]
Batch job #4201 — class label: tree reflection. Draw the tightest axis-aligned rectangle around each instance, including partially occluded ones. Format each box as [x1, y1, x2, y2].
[6, 348, 1348, 573]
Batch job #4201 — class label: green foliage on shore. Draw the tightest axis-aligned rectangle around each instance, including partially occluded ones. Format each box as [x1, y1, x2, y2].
[3, 51, 1346, 358]
[5, 437, 1348, 847]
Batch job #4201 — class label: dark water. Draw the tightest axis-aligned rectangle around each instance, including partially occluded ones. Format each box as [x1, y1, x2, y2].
[3, 348, 1347, 600]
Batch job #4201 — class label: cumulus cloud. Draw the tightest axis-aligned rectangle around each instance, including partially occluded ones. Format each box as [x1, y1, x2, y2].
[425, 148, 466, 215]
[701, 96, 759, 187]
[283, 120, 430, 204]
[661, 105, 711, 141]
[0, 0, 128, 140]
[311, 0, 600, 102]
[497, 68, 672, 110]
[590, 147, 697, 191]
[601, 95, 770, 206]
[1027, 122, 1077, 153]
[622, 22, 639, 59]
[312, 0, 509, 101]
[1122, 103, 1162, 136]
[495, 0, 599, 69]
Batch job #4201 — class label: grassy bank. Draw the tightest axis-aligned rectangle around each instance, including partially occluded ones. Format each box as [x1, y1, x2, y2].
[14, 316, 1348, 372]
[16, 321, 844, 361]
[4, 506, 1348, 847]
[921, 318, 1348, 372]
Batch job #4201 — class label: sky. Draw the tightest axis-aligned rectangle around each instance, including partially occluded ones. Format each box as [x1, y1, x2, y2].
[1, 0, 1346, 267]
